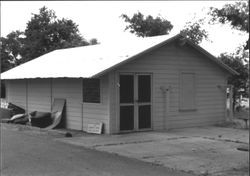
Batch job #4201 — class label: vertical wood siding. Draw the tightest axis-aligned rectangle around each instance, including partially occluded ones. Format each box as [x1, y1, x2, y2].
[6, 80, 27, 110]
[110, 42, 228, 132]
[6, 77, 110, 133]
[27, 79, 51, 112]
[52, 78, 82, 130]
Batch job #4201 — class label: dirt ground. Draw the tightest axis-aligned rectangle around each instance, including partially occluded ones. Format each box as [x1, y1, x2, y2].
[56, 126, 249, 176]
[1, 123, 194, 176]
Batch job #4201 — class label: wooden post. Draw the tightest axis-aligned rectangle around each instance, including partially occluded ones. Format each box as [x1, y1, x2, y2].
[26, 79, 28, 113]
[224, 86, 228, 121]
[50, 78, 53, 112]
[81, 78, 84, 131]
[229, 85, 234, 121]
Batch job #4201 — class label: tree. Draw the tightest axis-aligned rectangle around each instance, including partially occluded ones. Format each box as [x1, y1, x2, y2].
[0, 6, 91, 72]
[121, 12, 173, 37]
[89, 38, 99, 45]
[209, 1, 249, 49]
[21, 6, 89, 63]
[0, 31, 24, 72]
[209, 1, 249, 108]
[121, 12, 208, 44]
[180, 19, 209, 44]
[219, 52, 249, 110]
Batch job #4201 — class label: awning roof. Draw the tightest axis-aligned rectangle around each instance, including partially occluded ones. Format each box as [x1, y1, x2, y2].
[1, 33, 238, 80]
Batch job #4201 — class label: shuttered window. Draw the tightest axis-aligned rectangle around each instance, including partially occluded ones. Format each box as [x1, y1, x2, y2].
[180, 72, 196, 110]
[83, 79, 100, 103]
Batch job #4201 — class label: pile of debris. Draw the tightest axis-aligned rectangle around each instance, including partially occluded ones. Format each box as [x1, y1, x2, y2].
[0, 99, 65, 130]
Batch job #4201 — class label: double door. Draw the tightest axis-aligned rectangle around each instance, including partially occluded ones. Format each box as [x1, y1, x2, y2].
[119, 73, 151, 132]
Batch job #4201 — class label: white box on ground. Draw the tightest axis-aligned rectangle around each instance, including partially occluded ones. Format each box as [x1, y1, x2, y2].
[87, 123, 103, 134]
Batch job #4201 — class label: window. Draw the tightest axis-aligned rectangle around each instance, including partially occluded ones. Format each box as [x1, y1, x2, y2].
[1, 82, 6, 99]
[83, 79, 100, 103]
[180, 72, 196, 110]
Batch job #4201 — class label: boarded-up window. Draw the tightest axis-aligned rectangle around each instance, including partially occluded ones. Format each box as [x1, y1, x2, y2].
[180, 73, 196, 110]
[83, 79, 100, 103]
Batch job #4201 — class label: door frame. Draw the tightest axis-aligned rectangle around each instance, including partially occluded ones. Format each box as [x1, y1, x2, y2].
[117, 72, 153, 133]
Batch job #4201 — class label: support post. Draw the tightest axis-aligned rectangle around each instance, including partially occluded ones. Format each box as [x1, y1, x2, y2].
[229, 85, 234, 121]
[26, 80, 28, 113]
[50, 78, 53, 111]
[81, 78, 84, 131]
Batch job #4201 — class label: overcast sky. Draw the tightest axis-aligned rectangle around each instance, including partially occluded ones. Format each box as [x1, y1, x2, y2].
[1, 1, 248, 56]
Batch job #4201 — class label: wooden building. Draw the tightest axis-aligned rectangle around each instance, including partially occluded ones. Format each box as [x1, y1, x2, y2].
[1, 33, 238, 134]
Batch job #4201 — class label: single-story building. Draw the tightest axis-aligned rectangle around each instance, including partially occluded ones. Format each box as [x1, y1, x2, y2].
[1, 33, 238, 134]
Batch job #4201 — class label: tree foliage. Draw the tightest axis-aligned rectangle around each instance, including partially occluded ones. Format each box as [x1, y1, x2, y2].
[22, 6, 89, 62]
[1, 6, 91, 73]
[121, 12, 173, 37]
[218, 52, 249, 108]
[180, 19, 209, 44]
[121, 12, 208, 44]
[89, 38, 99, 45]
[0, 31, 24, 72]
[209, 1, 249, 49]
[209, 1, 249, 104]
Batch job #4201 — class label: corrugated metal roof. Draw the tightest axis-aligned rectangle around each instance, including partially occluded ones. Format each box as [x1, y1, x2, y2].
[1, 33, 238, 80]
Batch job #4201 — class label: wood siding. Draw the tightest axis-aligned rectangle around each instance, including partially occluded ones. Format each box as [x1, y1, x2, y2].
[6, 80, 27, 110]
[6, 77, 110, 133]
[27, 79, 51, 112]
[51, 78, 82, 130]
[5, 41, 229, 134]
[109, 42, 228, 132]
[109, 71, 118, 134]
[82, 75, 110, 133]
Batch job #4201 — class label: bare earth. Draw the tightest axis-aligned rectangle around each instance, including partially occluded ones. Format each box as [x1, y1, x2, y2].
[57, 126, 249, 176]
[1, 124, 249, 176]
[0, 123, 194, 176]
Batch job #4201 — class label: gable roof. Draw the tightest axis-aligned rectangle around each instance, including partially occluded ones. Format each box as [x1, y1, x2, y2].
[1, 33, 238, 80]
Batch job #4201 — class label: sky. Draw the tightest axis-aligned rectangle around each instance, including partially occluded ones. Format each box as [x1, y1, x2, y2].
[1, 1, 248, 57]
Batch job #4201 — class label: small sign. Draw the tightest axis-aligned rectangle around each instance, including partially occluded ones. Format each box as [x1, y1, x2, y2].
[87, 123, 103, 134]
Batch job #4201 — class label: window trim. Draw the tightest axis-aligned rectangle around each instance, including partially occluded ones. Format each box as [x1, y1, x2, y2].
[82, 78, 101, 104]
[179, 71, 197, 111]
